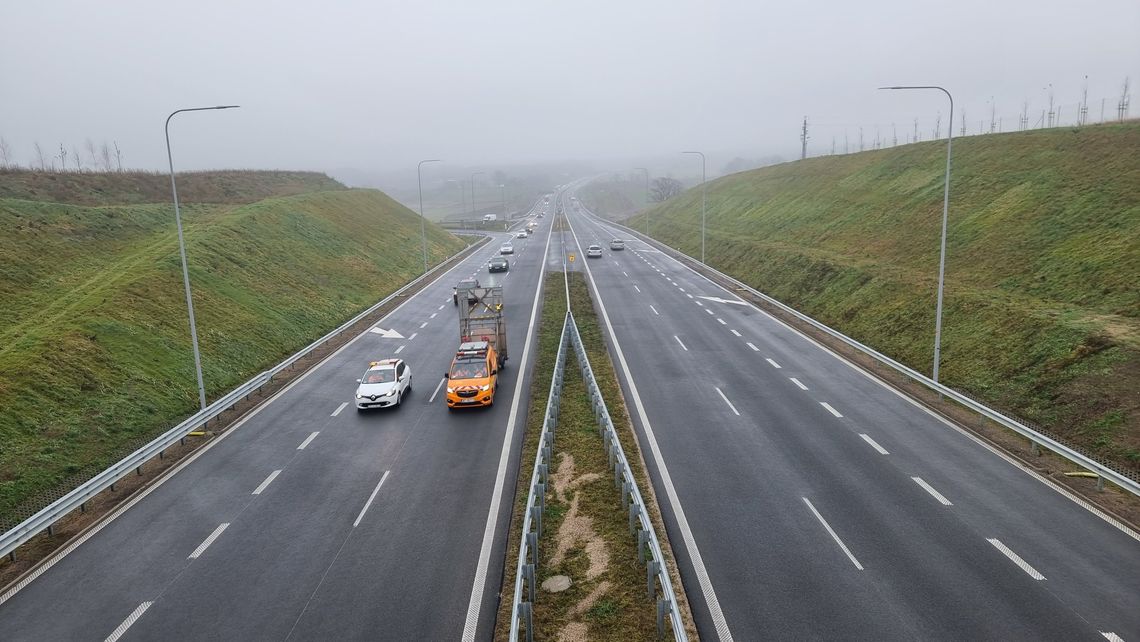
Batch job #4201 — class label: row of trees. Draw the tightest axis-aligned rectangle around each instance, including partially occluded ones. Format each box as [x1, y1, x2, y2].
[0, 136, 123, 172]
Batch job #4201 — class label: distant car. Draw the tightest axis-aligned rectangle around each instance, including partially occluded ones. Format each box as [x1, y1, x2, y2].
[500, 243, 514, 255]
[586, 245, 603, 258]
[525, 227, 534, 236]
[454, 277, 480, 306]
[609, 239, 625, 251]
[489, 257, 509, 272]
[515, 231, 528, 239]
[355, 358, 411, 410]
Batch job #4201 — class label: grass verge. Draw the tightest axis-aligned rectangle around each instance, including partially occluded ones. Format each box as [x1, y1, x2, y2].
[495, 270, 694, 640]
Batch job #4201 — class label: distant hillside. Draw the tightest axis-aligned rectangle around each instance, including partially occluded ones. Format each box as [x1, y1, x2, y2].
[627, 123, 1140, 470]
[0, 176, 465, 522]
[0, 169, 345, 206]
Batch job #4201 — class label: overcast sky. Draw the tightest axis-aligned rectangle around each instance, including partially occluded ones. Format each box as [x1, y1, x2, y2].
[2, 0, 1137, 176]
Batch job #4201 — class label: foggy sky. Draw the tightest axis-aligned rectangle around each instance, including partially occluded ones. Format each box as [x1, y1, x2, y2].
[2, 0, 1137, 177]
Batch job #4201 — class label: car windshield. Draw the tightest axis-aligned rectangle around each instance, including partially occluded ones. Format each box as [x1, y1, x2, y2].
[363, 369, 395, 384]
[450, 359, 488, 379]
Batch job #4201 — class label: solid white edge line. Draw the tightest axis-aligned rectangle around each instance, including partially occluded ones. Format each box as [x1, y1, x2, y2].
[859, 433, 890, 455]
[565, 206, 734, 642]
[461, 205, 554, 642]
[674, 335, 689, 351]
[821, 402, 843, 418]
[803, 497, 864, 570]
[715, 387, 741, 416]
[765, 358, 782, 369]
[987, 538, 1045, 580]
[297, 431, 319, 450]
[331, 402, 348, 417]
[428, 377, 446, 404]
[606, 216, 1140, 542]
[353, 470, 390, 527]
[912, 477, 952, 506]
[188, 522, 229, 559]
[252, 470, 282, 495]
[789, 377, 808, 391]
[104, 601, 153, 642]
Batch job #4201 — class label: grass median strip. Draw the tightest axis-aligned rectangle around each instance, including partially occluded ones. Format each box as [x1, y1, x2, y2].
[496, 271, 693, 641]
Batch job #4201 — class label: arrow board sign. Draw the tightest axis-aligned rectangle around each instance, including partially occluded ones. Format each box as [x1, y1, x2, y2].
[369, 327, 405, 339]
[696, 295, 747, 306]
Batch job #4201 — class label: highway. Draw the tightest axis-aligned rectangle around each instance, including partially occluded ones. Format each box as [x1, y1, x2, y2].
[0, 204, 557, 640]
[561, 193, 1140, 641]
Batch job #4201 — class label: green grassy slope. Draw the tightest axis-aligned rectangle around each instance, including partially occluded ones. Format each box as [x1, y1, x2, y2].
[626, 123, 1140, 469]
[579, 176, 645, 220]
[0, 181, 465, 521]
[0, 169, 345, 206]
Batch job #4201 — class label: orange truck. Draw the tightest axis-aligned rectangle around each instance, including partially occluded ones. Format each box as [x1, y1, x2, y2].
[446, 285, 507, 409]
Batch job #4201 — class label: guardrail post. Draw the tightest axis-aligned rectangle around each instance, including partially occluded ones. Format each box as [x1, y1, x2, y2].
[622, 479, 630, 510]
[522, 601, 534, 642]
[1030, 440, 1041, 456]
[532, 501, 544, 539]
[647, 559, 659, 600]
[524, 563, 536, 603]
[527, 531, 539, 568]
[1097, 476, 1105, 492]
[46, 524, 54, 537]
[638, 528, 647, 562]
[657, 598, 670, 639]
[614, 461, 622, 490]
[629, 501, 641, 535]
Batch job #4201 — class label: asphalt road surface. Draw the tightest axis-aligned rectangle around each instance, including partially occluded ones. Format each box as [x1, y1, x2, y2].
[561, 194, 1139, 642]
[0, 200, 559, 641]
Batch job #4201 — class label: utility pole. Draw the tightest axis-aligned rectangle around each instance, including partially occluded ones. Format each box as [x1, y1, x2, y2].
[844, 131, 849, 154]
[892, 122, 898, 146]
[934, 113, 941, 139]
[875, 126, 880, 150]
[1080, 75, 1089, 126]
[1119, 77, 1131, 122]
[913, 118, 918, 142]
[831, 136, 836, 155]
[800, 116, 809, 160]
[859, 127, 864, 152]
[989, 96, 996, 133]
[1020, 100, 1029, 131]
[960, 112, 966, 136]
[1047, 84, 1055, 127]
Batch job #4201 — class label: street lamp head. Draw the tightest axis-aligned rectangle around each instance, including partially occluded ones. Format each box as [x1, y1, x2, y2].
[214, 105, 241, 110]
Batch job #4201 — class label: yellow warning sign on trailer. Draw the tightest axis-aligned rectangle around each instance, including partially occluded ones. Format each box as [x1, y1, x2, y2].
[569, 253, 576, 262]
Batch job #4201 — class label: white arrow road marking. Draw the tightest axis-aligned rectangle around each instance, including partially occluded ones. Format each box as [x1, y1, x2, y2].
[696, 295, 747, 305]
[369, 327, 405, 339]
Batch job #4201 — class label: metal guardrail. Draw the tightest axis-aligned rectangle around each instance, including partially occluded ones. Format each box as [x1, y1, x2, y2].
[590, 208, 1140, 498]
[509, 311, 685, 642]
[0, 237, 489, 562]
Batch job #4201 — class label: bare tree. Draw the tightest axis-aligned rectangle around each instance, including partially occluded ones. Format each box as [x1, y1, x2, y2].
[0, 137, 11, 168]
[113, 141, 123, 171]
[34, 141, 47, 170]
[84, 138, 97, 167]
[59, 144, 68, 171]
[72, 145, 83, 171]
[649, 177, 683, 202]
[99, 141, 112, 171]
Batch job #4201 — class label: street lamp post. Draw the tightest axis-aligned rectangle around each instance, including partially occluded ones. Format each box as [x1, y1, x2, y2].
[417, 159, 442, 275]
[681, 151, 706, 264]
[499, 184, 507, 220]
[634, 167, 649, 235]
[879, 85, 954, 383]
[470, 171, 484, 220]
[165, 105, 239, 411]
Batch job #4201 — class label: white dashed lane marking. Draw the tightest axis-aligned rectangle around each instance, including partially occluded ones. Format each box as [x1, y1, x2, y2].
[297, 432, 319, 450]
[747, 342, 760, 351]
[766, 358, 782, 369]
[820, 402, 843, 418]
[674, 336, 689, 351]
[859, 433, 890, 455]
[715, 387, 741, 416]
[789, 377, 808, 390]
[331, 402, 348, 417]
[987, 538, 1045, 580]
[650, 305, 659, 316]
[912, 477, 952, 505]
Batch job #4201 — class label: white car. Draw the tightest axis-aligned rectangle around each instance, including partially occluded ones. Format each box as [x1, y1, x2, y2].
[586, 244, 603, 258]
[515, 231, 528, 239]
[500, 243, 514, 254]
[609, 239, 625, 250]
[355, 359, 411, 410]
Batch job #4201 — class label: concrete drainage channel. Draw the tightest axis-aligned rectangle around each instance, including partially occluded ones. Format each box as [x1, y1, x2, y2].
[0, 236, 489, 587]
[508, 301, 686, 641]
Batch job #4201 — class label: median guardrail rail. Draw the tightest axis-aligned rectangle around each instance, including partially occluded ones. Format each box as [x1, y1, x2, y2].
[509, 310, 685, 642]
[583, 204, 1140, 498]
[0, 237, 489, 562]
